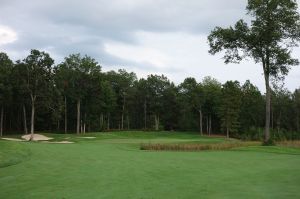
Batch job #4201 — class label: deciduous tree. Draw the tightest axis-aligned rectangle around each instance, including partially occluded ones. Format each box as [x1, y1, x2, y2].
[0, 52, 13, 136]
[22, 50, 54, 139]
[219, 81, 242, 138]
[208, 0, 300, 143]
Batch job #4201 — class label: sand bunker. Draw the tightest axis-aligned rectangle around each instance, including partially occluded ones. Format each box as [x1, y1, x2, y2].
[2, 134, 73, 144]
[22, 134, 53, 141]
[42, 141, 74, 144]
[1, 138, 25, 142]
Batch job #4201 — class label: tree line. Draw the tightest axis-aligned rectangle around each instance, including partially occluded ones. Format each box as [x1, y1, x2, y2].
[0, 50, 299, 140]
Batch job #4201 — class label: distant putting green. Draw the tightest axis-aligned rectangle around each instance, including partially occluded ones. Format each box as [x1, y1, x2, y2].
[1, 131, 300, 199]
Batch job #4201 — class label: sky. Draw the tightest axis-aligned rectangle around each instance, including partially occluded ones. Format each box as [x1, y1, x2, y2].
[0, 0, 300, 91]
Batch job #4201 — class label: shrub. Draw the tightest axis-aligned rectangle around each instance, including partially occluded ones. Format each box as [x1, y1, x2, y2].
[262, 139, 275, 146]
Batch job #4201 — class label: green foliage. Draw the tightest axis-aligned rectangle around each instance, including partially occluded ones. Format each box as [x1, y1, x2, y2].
[208, 0, 300, 142]
[0, 52, 13, 105]
[202, 77, 222, 133]
[240, 80, 264, 131]
[23, 49, 54, 99]
[262, 139, 275, 146]
[293, 89, 300, 131]
[219, 81, 242, 137]
[239, 127, 264, 141]
[178, 77, 202, 130]
[272, 86, 294, 131]
[0, 49, 300, 138]
[59, 54, 101, 101]
[208, 0, 300, 77]
[161, 83, 180, 130]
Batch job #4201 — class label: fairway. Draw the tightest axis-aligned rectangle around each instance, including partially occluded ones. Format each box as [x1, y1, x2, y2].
[1, 132, 300, 199]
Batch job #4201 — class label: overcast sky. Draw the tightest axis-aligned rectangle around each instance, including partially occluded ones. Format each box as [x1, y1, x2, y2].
[0, 0, 299, 91]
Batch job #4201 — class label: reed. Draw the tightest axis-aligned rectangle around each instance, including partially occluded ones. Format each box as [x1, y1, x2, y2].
[277, 140, 300, 148]
[140, 142, 260, 151]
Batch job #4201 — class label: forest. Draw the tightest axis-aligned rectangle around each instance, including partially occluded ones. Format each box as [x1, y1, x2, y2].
[0, 50, 299, 140]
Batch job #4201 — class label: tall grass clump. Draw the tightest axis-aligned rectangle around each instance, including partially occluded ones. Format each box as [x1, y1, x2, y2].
[140, 142, 260, 151]
[277, 140, 300, 148]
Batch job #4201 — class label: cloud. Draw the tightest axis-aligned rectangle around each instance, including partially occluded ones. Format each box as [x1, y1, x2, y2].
[0, 0, 299, 91]
[104, 40, 171, 68]
[0, 25, 17, 46]
[102, 31, 265, 88]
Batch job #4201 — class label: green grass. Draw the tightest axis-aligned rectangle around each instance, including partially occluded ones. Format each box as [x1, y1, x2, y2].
[1, 131, 300, 199]
[0, 141, 31, 168]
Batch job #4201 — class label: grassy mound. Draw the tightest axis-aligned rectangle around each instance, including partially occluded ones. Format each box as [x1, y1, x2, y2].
[0, 141, 31, 168]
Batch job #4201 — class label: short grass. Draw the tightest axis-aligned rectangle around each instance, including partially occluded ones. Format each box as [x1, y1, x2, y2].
[1, 131, 300, 199]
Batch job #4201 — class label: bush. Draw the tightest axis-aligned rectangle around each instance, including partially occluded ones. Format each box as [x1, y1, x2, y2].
[262, 139, 275, 146]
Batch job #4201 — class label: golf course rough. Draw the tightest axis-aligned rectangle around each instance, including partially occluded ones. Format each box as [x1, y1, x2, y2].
[0, 131, 300, 199]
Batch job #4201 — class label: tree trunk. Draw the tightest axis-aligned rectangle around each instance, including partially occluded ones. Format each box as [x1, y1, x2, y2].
[17, 110, 21, 131]
[121, 115, 123, 130]
[209, 115, 212, 135]
[83, 113, 86, 134]
[154, 114, 159, 131]
[9, 112, 12, 131]
[127, 115, 130, 130]
[3, 112, 6, 134]
[206, 117, 209, 134]
[226, 127, 229, 139]
[144, 99, 147, 129]
[57, 120, 60, 131]
[121, 114, 124, 130]
[107, 114, 110, 130]
[271, 106, 274, 130]
[30, 95, 36, 140]
[277, 111, 282, 134]
[76, 99, 80, 134]
[23, 105, 28, 134]
[157, 115, 159, 131]
[100, 113, 104, 130]
[64, 96, 67, 134]
[264, 73, 271, 142]
[0, 106, 3, 137]
[297, 110, 299, 132]
[121, 95, 125, 130]
[83, 122, 86, 134]
[199, 109, 203, 135]
[154, 115, 157, 130]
